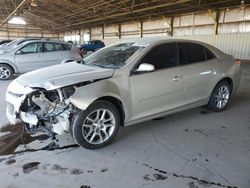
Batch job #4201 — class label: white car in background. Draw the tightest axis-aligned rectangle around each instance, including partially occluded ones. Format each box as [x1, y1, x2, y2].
[0, 40, 82, 80]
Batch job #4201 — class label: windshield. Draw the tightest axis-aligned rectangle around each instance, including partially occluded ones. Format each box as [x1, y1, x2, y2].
[84, 43, 142, 69]
[4, 39, 36, 48]
[5, 40, 19, 48]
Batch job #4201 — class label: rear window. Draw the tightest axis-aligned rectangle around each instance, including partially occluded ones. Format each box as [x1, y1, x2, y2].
[44, 42, 69, 52]
[204, 47, 216, 60]
[179, 43, 205, 65]
[63, 44, 72, 50]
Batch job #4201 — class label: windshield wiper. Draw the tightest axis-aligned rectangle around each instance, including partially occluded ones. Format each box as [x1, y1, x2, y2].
[95, 63, 117, 69]
[92, 63, 110, 68]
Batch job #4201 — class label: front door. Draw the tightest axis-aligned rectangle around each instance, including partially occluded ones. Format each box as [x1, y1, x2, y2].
[14, 42, 43, 73]
[129, 42, 184, 121]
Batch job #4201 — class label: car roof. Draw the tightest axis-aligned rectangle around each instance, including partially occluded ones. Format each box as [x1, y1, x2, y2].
[114, 37, 226, 57]
[118, 37, 208, 46]
[20, 39, 72, 46]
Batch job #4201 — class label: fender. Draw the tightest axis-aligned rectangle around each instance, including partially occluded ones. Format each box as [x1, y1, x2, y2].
[68, 79, 129, 121]
[0, 59, 18, 73]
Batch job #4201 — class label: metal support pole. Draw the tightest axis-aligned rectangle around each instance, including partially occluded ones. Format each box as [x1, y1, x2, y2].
[89, 28, 92, 41]
[118, 24, 121, 39]
[140, 21, 143, 38]
[170, 17, 174, 36]
[102, 25, 105, 40]
[208, 9, 219, 35]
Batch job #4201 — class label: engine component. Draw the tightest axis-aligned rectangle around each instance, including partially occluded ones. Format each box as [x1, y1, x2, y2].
[20, 87, 76, 137]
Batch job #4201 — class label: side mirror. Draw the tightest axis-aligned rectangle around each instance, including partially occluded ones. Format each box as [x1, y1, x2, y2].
[136, 63, 155, 73]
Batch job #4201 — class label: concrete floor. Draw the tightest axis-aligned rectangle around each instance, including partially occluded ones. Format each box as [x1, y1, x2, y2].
[0, 63, 249, 188]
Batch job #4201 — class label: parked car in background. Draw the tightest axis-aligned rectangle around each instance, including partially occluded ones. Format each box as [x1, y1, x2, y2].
[0, 38, 42, 54]
[5, 38, 241, 149]
[0, 40, 12, 47]
[79, 40, 105, 54]
[0, 40, 82, 80]
[67, 41, 74, 44]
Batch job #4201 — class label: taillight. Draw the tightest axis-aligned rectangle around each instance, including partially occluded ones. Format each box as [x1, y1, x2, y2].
[235, 59, 241, 64]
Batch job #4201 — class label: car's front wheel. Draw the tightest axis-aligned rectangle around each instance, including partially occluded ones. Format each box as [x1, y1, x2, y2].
[0, 64, 13, 80]
[72, 100, 120, 149]
[208, 81, 231, 112]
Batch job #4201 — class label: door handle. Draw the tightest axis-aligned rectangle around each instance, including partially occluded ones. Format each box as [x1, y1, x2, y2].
[172, 76, 182, 81]
[209, 69, 216, 74]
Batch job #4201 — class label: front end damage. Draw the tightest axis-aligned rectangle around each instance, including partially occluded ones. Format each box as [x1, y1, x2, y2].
[6, 80, 79, 138]
[5, 61, 116, 140]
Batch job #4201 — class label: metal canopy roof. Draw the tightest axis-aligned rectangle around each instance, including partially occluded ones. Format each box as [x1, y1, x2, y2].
[0, 0, 246, 32]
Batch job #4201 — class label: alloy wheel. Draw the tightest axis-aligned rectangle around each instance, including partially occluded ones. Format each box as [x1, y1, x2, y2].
[215, 85, 230, 109]
[81, 109, 116, 145]
[0, 66, 11, 79]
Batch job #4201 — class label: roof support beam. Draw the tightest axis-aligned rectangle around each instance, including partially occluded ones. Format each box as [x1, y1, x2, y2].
[56, 0, 192, 30]
[0, 0, 29, 27]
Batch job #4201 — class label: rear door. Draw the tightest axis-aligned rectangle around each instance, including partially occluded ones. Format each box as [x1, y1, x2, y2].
[178, 42, 217, 104]
[129, 42, 184, 121]
[14, 42, 43, 73]
[40, 42, 64, 66]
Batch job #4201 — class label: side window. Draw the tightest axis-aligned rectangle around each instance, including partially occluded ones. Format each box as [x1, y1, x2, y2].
[44, 43, 57, 52]
[139, 43, 178, 70]
[54, 43, 64, 51]
[17, 42, 42, 54]
[204, 47, 216, 60]
[63, 44, 72, 51]
[179, 43, 205, 65]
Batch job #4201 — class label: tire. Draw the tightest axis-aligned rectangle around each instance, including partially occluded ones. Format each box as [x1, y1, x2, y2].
[207, 81, 231, 112]
[69, 114, 78, 137]
[0, 64, 13, 80]
[72, 100, 120, 149]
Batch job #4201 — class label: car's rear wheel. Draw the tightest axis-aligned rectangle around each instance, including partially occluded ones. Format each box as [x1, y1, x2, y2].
[72, 100, 120, 149]
[208, 81, 231, 112]
[0, 64, 13, 80]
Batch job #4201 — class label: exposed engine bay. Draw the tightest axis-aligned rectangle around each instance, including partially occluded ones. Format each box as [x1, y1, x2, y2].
[20, 86, 77, 137]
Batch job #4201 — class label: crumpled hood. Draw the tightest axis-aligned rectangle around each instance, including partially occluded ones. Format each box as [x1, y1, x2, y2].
[16, 62, 114, 90]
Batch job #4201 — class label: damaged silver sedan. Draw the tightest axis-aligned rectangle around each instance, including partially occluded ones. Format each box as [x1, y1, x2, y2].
[6, 39, 241, 149]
